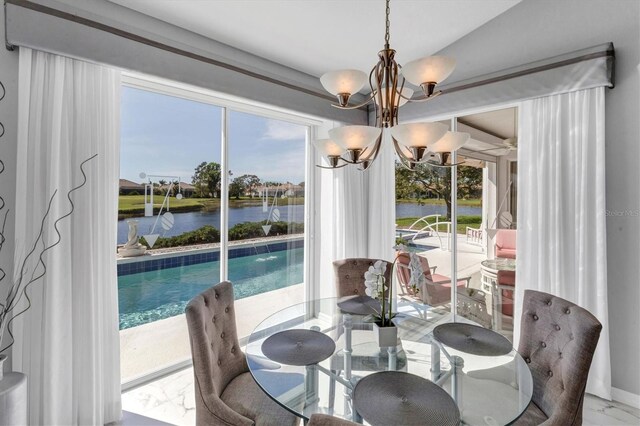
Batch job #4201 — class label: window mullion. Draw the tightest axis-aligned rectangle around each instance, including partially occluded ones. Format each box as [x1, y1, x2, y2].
[220, 107, 229, 282]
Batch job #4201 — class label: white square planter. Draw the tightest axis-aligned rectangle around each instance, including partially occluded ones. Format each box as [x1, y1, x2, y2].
[373, 322, 398, 347]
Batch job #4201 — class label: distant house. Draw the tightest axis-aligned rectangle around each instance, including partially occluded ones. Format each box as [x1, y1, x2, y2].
[119, 179, 144, 195]
[255, 183, 304, 198]
[161, 181, 196, 198]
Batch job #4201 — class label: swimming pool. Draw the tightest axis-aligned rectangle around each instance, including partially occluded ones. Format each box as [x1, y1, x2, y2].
[118, 241, 304, 330]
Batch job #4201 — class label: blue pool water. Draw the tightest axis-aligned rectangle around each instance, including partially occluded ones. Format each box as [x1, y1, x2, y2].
[118, 246, 304, 329]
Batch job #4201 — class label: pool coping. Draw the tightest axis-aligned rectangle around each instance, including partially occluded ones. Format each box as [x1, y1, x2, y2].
[117, 233, 304, 264]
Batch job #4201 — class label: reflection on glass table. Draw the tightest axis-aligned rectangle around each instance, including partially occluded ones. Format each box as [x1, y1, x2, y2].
[245, 297, 533, 425]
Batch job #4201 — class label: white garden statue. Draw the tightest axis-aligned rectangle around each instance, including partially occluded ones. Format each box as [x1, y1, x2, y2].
[118, 220, 147, 257]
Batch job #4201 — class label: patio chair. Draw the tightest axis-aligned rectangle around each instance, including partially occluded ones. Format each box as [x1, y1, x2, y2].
[514, 290, 602, 425]
[185, 281, 299, 426]
[495, 229, 517, 259]
[395, 252, 470, 307]
[497, 270, 515, 317]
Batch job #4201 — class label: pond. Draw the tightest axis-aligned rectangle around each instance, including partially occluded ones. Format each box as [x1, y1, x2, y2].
[117, 202, 482, 244]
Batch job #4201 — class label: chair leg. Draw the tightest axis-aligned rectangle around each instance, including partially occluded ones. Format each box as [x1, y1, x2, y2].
[328, 369, 339, 411]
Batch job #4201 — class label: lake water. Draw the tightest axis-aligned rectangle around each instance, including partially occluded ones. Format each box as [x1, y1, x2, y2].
[117, 202, 481, 244]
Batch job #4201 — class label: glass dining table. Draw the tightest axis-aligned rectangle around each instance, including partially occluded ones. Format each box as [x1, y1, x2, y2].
[245, 297, 533, 425]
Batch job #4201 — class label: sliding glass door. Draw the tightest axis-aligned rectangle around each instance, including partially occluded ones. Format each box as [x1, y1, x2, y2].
[118, 77, 309, 386]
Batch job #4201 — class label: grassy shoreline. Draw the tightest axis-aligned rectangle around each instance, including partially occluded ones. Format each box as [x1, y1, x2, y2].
[396, 198, 482, 207]
[118, 195, 304, 219]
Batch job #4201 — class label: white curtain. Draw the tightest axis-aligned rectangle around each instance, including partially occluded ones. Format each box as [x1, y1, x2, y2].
[516, 87, 611, 399]
[366, 131, 396, 262]
[13, 48, 121, 424]
[316, 130, 396, 298]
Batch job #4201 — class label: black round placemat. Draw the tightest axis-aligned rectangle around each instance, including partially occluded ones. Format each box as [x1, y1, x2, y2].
[353, 371, 460, 426]
[433, 323, 512, 356]
[337, 295, 381, 315]
[261, 329, 336, 366]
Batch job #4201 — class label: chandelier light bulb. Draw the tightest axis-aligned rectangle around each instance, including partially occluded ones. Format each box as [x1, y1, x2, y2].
[320, 70, 368, 98]
[391, 122, 448, 149]
[401, 56, 456, 87]
[312, 139, 344, 157]
[429, 131, 470, 153]
[329, 125, 382, 151]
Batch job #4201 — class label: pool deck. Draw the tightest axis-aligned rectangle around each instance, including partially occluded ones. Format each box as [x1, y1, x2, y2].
[117, 233, 304, 260]
[120, 283, 304, 383]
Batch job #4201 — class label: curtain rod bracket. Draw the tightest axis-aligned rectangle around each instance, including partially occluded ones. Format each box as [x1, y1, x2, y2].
[4, 2, 15, 51]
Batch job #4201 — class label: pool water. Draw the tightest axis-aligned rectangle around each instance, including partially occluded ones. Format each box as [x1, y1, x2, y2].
[118, 247, 304, 329]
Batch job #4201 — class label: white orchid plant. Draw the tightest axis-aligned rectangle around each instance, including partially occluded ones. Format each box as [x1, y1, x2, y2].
[364, 259, 394, 327]
[362, 244, 430, 328]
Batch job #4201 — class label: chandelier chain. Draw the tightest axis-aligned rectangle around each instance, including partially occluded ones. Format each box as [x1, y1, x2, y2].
[385, 0, 391, 46]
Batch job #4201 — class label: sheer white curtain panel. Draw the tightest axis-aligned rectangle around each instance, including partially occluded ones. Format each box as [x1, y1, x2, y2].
[13, 47, 122, 424]
[516, 87, 611, 399]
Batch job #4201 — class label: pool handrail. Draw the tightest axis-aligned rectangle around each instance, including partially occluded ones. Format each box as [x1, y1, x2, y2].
[407, 214, 443, 231]
[398, 214, 452, 250]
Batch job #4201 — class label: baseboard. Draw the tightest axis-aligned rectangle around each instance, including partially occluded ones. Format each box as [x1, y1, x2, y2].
[612, 387, 640, 409]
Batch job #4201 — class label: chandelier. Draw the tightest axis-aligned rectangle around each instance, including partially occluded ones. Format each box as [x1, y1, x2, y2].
[314, 0, 470, 170]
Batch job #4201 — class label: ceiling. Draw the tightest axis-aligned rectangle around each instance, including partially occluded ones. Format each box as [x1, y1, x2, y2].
[461, 107, 518, 156]
[462, 107, 517, 140]
[108, 0, 521, 78]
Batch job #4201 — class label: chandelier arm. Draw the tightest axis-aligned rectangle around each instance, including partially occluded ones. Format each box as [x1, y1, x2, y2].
[373, 60, 386, 127]
[316, 163, 349, 170]
[329, 93, 376, 110]
[361, 133, 383, 164]
[401, 90, 443, 103]
[391, 61, 403, 126]
[393, 141, 419, 171]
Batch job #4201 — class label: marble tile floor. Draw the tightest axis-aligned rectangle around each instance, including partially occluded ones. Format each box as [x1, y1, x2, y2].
[121, 366, 640, 426]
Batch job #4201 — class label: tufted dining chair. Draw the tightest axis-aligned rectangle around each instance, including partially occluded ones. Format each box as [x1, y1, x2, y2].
[186, 281, 299, 426]
[514, 290, 602, 425]
[333, 258, 392, 298]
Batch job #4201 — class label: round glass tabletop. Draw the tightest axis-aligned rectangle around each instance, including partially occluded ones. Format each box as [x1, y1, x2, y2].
[246, 297, 532, 425]
[481, 258, 516, 272]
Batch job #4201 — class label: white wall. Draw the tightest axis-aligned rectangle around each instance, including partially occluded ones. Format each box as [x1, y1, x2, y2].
[0, 4, 19, 371]
[434, 0, 640, 397]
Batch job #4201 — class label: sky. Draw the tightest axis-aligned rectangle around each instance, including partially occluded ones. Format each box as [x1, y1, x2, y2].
[120, 86, 307, 185]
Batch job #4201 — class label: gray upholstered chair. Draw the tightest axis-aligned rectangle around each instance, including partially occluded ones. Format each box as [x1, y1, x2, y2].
[307, 414, 359, 426]
[333, 258, 392, 298]
[186, 281, 299, 426]
[514, 290, 602, 425]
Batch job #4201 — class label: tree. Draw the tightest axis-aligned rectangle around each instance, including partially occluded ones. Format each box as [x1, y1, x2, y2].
[395, 162, 483, 219]
[192, 161, 222, 198]
[240, 174, 261, 198]
[229, 176, 246, 200]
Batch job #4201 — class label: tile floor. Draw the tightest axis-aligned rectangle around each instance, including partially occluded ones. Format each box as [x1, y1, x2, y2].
[121, 366, 640, 425]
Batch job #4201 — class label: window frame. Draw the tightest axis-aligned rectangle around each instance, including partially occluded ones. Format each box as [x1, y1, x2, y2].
[119, 72, 320, 388]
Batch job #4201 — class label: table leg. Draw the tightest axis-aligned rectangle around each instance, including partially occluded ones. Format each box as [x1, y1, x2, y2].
[451, 355, 464, 412]
[431, 341, 441, 382]
[343, 314, 353, 417]
[387, 346, 397, 371]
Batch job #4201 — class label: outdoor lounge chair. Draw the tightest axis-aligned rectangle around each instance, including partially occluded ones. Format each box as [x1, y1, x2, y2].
[495, 229, 517, 259]
[395, 252, 470, 307]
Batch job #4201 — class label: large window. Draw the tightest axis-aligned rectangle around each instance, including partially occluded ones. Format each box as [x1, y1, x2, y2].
[118, 77, 309, 385]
